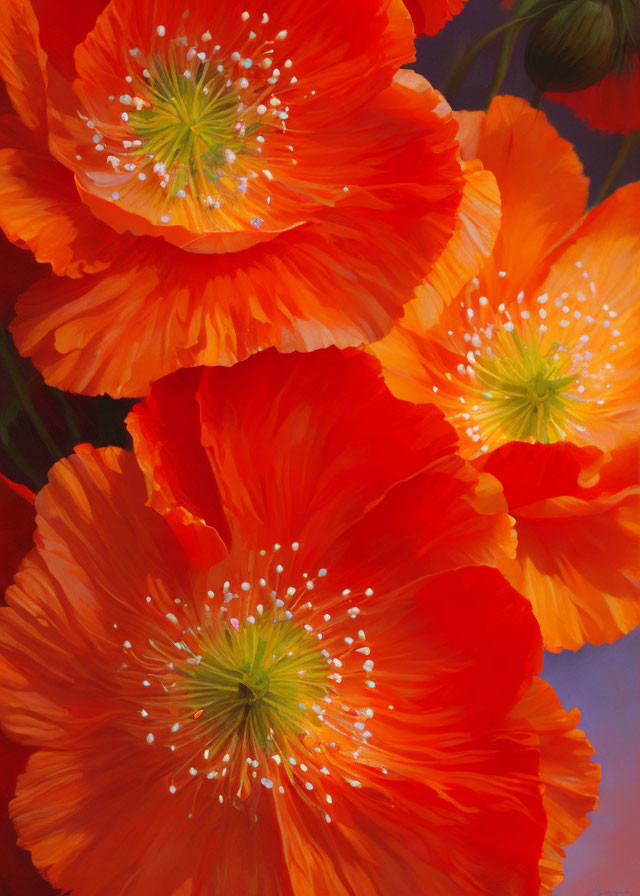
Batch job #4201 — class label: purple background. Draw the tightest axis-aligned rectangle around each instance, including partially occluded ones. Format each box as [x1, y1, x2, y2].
[413, 0, 640, 201]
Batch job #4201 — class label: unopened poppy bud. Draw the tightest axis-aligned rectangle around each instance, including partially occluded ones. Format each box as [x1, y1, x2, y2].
[525, 0, 618, 92]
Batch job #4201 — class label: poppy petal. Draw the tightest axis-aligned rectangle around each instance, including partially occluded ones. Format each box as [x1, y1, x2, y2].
[370, 154, 500, 400]
[455, 96, 588, 299]
[0, 0, 47, 136]
[126, 367, 231, 568]
[10, 746, 293, 896]
[480, 440, 640, 650]
[534, 181, 640, 449]
[195, 349, 514, 571]
[10, 74, 466, 396]
[0, 147, 124, 277]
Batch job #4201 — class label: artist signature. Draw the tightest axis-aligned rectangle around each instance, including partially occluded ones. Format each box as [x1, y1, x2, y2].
[590, 889, 631, 896]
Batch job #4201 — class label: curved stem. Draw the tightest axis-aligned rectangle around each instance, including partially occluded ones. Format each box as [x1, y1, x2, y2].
[596, 133, 635, 204]
[54, 390, 84, 446]
[442, 0, 563, 102]
[0, 328, 63, 462]
[442, 20, 518, 98]
[0, 432, 42, 490]
[487, 24, 523, 106]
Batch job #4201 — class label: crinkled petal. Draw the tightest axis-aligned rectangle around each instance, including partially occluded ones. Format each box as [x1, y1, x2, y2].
[169, 350, 515, 576]
[272, 566, 545, 896]
[0, 0, 47, 136]
[11, 745, 293, 896]
[11, 152, 462, 396]
[126, 367, 231, 568]
[480, 441, 640, 651]
[0, 446, 210, 746]
[455, 96, 588, 300]
[0, 147, 124, 277]
[370, 154, 500, 399]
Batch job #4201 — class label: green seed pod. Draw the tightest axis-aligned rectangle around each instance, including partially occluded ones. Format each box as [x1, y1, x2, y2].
[525, 0, 619, 92]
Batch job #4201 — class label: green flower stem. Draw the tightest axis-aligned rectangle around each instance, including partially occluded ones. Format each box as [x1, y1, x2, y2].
[54, 390, 84, 446]
[0, 328, 63, 463]
[487, 24, 524, 105]
[442, 20, 520, 99]
[0, 428, 42, 490]
[442, 0, 559, 102]
[596, 133, 635, 204]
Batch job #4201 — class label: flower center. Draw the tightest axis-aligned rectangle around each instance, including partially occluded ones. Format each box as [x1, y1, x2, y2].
[118, 543, 382, 822]
[129, 56, 260, 204]
[187, 617, 329, 759]
[75, 11, 301, 233]
[473, 329, 578, 443]
[433, 263, 626, 454]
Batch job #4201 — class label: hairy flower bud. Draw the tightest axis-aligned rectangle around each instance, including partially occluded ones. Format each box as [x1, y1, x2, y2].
[525, 0, 618, 92]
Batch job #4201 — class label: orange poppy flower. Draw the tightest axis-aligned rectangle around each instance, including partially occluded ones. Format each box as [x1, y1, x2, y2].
[0, 0, 473, 398]
[0, 349, 597, 894]
[0, 474, 58, 896]
[403, 0, 469, 36]
[371, 95, 640, 650]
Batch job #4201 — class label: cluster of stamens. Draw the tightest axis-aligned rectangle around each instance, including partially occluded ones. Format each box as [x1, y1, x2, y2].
[115, 542, 386, 825]
[76, 9, 306, 232]
[435, 261, 624, 453]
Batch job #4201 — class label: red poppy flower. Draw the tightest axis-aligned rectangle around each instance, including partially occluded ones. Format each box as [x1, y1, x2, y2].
[371, 95, 640, 649]
[0, 0, 474, 397]
[0, 474, 58, 896]
[403, 0, 469, 36]
[547, 60, 640, 134]
[0, 349, 597, 894]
